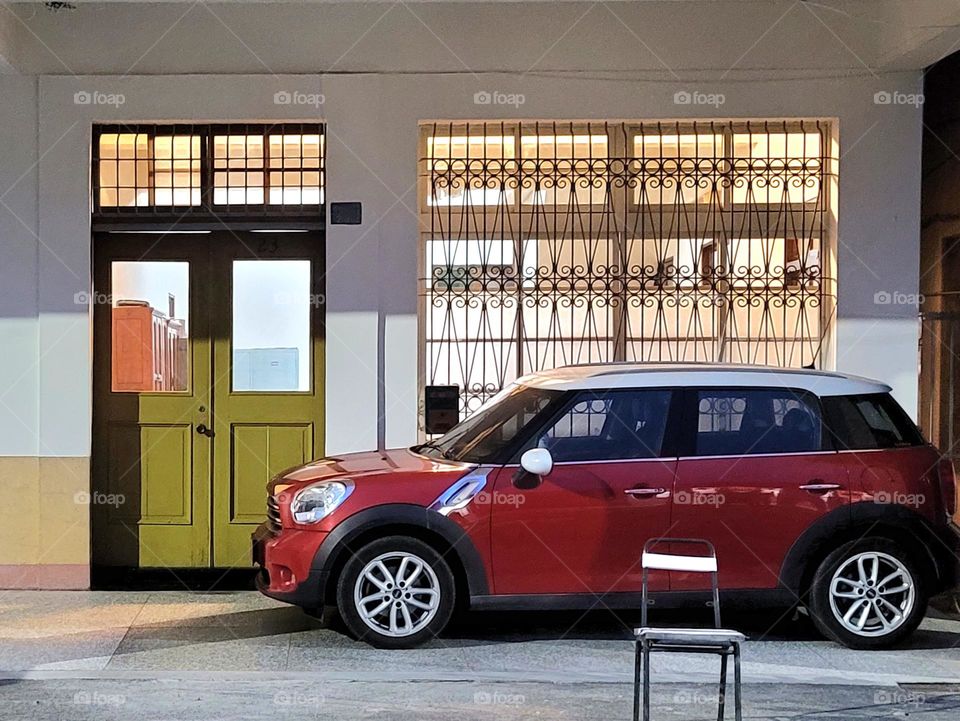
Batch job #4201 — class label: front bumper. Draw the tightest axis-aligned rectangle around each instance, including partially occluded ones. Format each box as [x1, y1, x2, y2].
[252, 523, 329, 607]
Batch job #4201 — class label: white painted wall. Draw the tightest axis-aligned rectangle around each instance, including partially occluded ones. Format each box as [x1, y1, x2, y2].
[0, 66, 925, 461]
[0, 76, 39, 456]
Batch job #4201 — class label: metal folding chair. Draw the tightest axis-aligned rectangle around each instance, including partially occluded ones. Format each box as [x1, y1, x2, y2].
[633, 538, 745, 721]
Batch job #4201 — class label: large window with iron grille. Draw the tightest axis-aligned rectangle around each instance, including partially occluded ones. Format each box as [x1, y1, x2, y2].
[93, 123, 324, 224]
[419, 120, 837, 419]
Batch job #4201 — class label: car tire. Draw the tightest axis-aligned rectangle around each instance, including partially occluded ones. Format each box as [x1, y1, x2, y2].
[808, 537, 927, 649]
[336, 535, 456, 649]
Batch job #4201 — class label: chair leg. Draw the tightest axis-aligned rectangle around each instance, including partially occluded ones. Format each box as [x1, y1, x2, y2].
[717, 652, 728, 721]
[733, 643, 743, 721]
[633, 641, 641, 721]
[642, 642, 651, 721]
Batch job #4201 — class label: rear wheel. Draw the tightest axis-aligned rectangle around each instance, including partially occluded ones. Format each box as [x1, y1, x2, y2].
[809, 538, 927, 649]
[336, 536, 455, 649]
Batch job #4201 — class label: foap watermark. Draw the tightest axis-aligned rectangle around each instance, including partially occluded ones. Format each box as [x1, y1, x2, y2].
[873, 290, 924, 307]
[873, 490, 925, 508]
[73, 691, 126, 707]
[74, 490, 125, 508]
[672, 689, 715, 706]
[274, 90, 325, 108]
[273, 690, 325, 708]
[273, 291, 326, 308]
[674, 489, 725, 508]
[73, 290, 114, 306]
[473, 90, 526, 108]
[473, 490, 526, 509]
[874, 689, 926, 708]
[473, 690, 525, 706]
[874, 90, 924, 108]
[673, 90, 725, 108]
[74, 90, 125, 107]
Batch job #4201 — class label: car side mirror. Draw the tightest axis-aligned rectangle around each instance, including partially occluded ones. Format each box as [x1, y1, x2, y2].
[513, 448, 553, 489]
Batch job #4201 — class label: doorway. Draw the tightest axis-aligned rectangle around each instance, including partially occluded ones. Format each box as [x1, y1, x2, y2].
[91, 230, 325, 570]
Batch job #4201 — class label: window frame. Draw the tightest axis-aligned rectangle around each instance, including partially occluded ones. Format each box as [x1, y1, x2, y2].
[678, 385, 832, 459]
[92, 123, 325, 229]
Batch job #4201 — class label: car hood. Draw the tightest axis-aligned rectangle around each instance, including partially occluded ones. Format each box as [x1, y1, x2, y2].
[267, 447, 473, 494]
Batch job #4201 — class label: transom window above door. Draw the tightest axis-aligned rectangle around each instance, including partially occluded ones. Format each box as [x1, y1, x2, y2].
[93, 123, 324, 223]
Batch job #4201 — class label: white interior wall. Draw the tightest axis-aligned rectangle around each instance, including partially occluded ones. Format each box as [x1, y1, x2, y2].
[0, 67, 924, 460]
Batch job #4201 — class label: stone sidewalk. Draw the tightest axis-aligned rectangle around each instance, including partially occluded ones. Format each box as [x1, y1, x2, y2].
[0, 591, 958, 719]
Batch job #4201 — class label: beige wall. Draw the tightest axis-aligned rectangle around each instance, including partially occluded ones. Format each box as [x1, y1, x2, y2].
[0, 458, 89, 589]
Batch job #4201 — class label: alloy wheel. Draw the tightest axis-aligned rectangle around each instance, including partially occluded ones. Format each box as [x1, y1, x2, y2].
[353, 551, 441, 638]
[827, 551, 916, 638]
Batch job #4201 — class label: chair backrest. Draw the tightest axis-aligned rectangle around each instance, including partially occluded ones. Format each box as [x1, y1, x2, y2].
[641, 538, 721, 628]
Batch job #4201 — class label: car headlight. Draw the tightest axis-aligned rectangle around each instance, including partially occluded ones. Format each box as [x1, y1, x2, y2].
[290, 481, 353, 524]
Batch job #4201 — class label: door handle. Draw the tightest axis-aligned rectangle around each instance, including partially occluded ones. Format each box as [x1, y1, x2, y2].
[196, 423, 215, 438]
[624, 487, 666, 497]
[799, 482, 841, 492]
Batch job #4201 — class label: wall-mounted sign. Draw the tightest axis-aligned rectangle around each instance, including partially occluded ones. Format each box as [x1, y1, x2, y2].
[424, 385, 459, 435]
[330, 202, 362, 225]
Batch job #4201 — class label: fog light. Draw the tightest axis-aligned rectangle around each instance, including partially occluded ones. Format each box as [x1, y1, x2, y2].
[275, 565, 296, 588]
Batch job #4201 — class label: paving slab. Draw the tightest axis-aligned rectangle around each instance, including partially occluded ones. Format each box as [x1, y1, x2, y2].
[0, 678, 958, 721]
[0, 590, 957, 706]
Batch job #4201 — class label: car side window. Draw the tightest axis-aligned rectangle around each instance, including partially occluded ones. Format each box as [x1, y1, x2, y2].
[694, 388, 821, 456]
[533, 389, 673, 462]
[823, 393, 924, 450]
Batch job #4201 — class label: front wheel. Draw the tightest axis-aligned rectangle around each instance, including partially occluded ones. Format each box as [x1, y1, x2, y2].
[809, 538, 927, 649]
[336, 536, 455, 649]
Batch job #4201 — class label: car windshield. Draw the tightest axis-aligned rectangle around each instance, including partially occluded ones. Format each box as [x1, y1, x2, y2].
[414, 384, 563, 464]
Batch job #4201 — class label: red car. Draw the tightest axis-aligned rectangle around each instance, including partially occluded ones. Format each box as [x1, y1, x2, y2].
[253, 363, 960, 649]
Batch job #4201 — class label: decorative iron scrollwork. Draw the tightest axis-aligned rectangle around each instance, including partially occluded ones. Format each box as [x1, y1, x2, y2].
[420, 121, 836, 419]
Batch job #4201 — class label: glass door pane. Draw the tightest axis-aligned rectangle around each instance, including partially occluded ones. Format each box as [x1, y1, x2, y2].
[110, 261, 190, 392]
[232, 260, 312, 392]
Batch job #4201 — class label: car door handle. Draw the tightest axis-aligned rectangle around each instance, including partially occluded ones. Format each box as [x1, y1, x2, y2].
[799, 482, 841, 492]
[624, 487, 666, 497]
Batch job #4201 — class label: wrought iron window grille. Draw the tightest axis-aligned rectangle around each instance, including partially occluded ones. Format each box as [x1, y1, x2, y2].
[419, 120, 837, 419]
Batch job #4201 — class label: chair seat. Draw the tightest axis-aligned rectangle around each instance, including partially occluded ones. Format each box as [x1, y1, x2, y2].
[634, 627, 746, 645]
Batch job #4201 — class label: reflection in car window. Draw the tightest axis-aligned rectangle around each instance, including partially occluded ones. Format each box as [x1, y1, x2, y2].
[532, 390, 672, 462]
[414, 385, 562, 464]
[695, 389, 821, 456]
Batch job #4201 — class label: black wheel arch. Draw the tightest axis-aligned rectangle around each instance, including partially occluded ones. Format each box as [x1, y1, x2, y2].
[312, 503, 490, 606]
[780, 502, 944, 599]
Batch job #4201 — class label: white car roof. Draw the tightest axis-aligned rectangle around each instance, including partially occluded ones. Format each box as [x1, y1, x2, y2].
[515, 363, 890, 397]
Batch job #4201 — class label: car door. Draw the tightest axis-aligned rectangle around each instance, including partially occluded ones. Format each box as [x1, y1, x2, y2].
[489, 388, 678, 596]
[671, 386, 851, 591]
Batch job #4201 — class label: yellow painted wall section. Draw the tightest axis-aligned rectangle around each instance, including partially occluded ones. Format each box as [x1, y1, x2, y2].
[0, 457, 89, 589]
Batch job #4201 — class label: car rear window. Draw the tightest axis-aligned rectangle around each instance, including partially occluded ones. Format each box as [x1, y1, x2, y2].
[823, 393, 924, 450]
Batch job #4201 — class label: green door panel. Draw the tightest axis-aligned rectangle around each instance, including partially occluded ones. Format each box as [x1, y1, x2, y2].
[139, 424, 194, 524]
[211, 236, 325, 568]
[106, 421, 194, 525]
[230, 423, 313, 524]
[92, 235, 212, 569]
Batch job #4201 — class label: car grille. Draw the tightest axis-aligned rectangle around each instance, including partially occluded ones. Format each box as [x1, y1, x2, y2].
[267, 495, 282, 532]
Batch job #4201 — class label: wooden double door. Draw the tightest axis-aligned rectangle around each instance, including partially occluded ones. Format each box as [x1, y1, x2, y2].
[92, 231, 324, 568]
